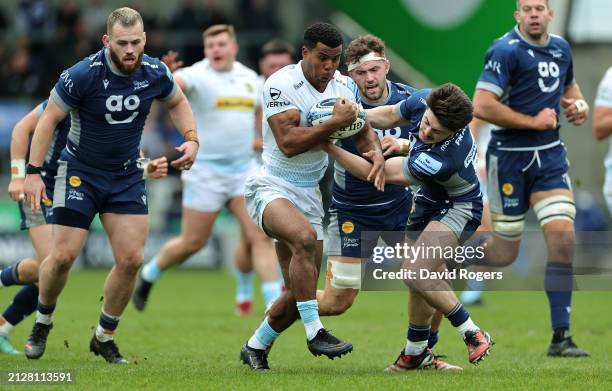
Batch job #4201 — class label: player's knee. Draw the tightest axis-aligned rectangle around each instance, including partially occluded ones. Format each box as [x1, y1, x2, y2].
[291, 229, 318, 255]
[117, 252, 144, 274]
[548, 231, 576, 262]
[50, 248, 78, 272]
[182, 235, 208, 255]
[491, 213, 525, 243]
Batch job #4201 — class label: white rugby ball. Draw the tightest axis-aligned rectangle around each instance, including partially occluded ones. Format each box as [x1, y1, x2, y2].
[307, 98, 367, 139]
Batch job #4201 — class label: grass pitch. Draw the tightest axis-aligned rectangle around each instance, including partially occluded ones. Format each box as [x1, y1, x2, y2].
[1, 269, 611, 390]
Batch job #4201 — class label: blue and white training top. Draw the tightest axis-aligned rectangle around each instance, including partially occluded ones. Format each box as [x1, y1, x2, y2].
[51, 48, 177, 171]
[398, 89, 481, 203]
[476, 26, 574, 149]
[333, 80, 417, 207]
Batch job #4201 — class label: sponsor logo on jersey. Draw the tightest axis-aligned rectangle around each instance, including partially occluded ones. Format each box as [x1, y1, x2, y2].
[215, 97, 255, 111]
[266, 101, 290, 108]
[69, 176, 82, 188]
[42, 198, 53, 207]
[293, 80, 304, 90]
[342, 237, 359, 249]
[485, 60, 501, 74]
[67, 189, 84, 201]
[502, 183, 514, 196]
[549, 49, 563, 59]
[269, 88, 281, 100]
[245, 83, 253, 93]
[141, 61, 159, 69]
[60, 71, 74, 94]
[133, 80, 150, 91]
[341, 221, 355, 234]
[414, 153, 442, 175]
[504, 197, 519, 208]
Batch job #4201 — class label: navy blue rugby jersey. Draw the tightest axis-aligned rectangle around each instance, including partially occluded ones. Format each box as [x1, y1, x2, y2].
[51, 48, 177, 170]
[333, 81, 417, 206]
[477, 26, 574, 148]
[398, 89, 481, 203]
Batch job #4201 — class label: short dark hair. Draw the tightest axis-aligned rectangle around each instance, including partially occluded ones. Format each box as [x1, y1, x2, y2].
[345, 34, 386, 65]
[260, 39, 294, 59]
[426, 83, 473, 132]
[303, 22, 343, 50]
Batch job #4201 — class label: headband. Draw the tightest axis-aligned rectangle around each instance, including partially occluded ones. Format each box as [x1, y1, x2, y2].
[347, 52, 386, 72]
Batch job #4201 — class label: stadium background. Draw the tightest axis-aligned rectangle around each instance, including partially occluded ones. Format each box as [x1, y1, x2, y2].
[0, 1, 610, 388]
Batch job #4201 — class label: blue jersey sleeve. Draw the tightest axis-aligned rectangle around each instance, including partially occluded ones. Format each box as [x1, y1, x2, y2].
[564, 44, 575, 87]
[403, 150, 448, 185]
[157, 62, 177, 101]
[476, 43, 516, 97]
[50, 61, 89, 112]
[398, 89, 430, 121]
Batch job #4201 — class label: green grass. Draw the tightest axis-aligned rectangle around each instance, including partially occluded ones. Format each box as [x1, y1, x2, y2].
[1, 269, 611, 390]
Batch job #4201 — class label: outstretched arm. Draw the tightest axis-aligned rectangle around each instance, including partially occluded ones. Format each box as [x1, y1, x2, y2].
[323, 141, 410, 187]
[365, 102, 408, 130]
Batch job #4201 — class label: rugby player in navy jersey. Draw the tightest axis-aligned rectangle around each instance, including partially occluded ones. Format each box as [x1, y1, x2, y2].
[0, 100, 166, 356]
[324, 84, 493, 370]
[472, 0, 589, 356]
[22, 7, 198, 363]
[315, 35, 458, 370]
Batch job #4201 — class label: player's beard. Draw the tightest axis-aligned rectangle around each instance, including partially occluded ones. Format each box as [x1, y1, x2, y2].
[363, 83, 384, 101]
[109, 47, 143, 74]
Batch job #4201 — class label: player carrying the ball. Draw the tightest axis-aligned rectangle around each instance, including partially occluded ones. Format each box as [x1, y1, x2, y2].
[239, 22, 384, 371]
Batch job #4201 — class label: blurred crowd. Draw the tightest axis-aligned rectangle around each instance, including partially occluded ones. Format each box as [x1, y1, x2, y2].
[0, 0, 288, 99]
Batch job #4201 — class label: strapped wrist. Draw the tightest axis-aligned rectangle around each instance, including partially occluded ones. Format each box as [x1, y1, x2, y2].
[26, 163, 42, 175]
[11, 159, 26, 179]
[184, 129, 199, 145]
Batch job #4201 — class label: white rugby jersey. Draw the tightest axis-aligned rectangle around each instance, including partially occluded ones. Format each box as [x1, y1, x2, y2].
[262, 61, 361, 187]
[176, 59, 260, 173]
[595, 67, 612, 175]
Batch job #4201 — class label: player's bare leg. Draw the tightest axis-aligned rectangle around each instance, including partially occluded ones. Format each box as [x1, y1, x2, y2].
[90, 214, 148, 363]
[241, 199, 352, 370]
[228, 196, 281, 313]
[133, 207, 218, 310]
[25, 225, 88, 360]
[233, 233, 254, 315]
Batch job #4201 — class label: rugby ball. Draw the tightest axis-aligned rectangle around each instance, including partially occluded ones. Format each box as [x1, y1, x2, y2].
[307, 98, 367, 139]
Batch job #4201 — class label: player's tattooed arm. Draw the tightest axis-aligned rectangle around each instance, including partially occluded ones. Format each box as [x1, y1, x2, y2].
[269, 99, 357, 157]
[8, 106, 40, 202]
[561, 82, 589, 126]
[473, 88, 557, 131]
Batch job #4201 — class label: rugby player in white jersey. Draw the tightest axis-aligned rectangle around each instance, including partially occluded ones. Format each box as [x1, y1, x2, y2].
[239, 22, 385, 371]
[133, 25, 281, 313]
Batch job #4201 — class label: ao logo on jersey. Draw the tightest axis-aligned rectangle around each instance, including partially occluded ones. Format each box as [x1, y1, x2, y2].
[372, 127, 401, 139]
[537, 61, 560, 93]
[105, 94, 140, 124]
